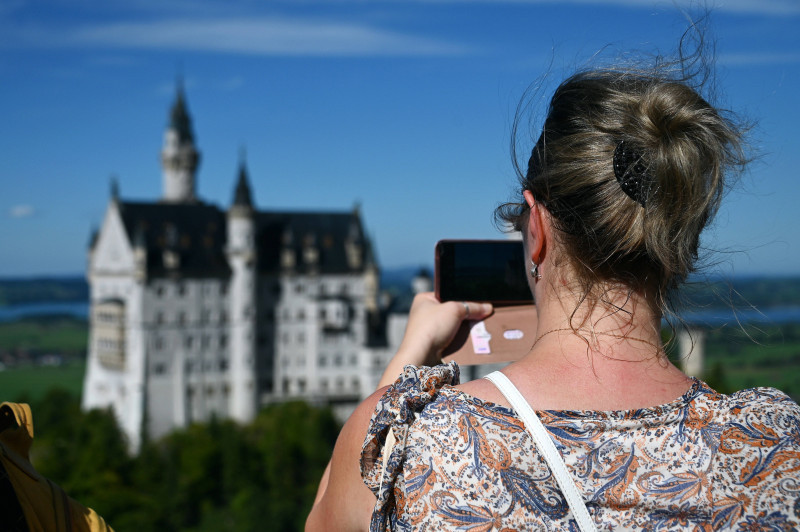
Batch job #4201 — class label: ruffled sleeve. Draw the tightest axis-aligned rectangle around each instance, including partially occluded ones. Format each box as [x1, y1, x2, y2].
[360, 362, 460, 531]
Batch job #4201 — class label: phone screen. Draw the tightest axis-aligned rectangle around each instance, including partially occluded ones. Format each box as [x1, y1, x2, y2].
[435, 240, 532, 304]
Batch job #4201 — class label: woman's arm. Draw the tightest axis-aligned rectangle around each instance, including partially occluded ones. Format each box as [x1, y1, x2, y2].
[377, 293, 492, 388]
[306, 293, 492, 531]
[306, 388, 386, 532]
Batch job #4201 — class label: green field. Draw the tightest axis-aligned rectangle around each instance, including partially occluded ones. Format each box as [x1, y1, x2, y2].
[0, 316, 88, 403]
[0, 359, 86, 403]
[702, 323, 800, 399]
[0, 316, 88, 354]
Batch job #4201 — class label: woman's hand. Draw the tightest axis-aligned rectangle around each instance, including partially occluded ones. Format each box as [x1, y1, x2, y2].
[377, 292, 493, 388]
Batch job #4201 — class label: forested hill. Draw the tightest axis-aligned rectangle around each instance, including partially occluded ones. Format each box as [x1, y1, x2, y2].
[1, 273, 799, 310]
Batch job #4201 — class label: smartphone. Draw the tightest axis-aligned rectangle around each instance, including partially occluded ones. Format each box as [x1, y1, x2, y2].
[434, 240, 536, 365]
[435, 239, 532, 305]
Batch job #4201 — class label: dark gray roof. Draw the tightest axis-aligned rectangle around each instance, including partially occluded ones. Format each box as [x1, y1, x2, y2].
[255, 210, 375, 275]
[112, 201, 375, 278]
[118, 201, 230, 277]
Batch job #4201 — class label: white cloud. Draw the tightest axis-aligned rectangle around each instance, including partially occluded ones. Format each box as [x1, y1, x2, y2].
[9, 204, 35, 218]
[62, 16, 468, 57]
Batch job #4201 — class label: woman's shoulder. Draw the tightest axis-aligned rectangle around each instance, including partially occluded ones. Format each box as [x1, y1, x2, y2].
[715, 384, 800, 423]
[362, 362, 461, 462]
[706, 386, 800, 528]
[691, 382, 800, 443]
[359, 363, 462, 529]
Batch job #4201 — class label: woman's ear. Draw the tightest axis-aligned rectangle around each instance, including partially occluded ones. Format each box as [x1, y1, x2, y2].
[523, 190, 545, 264]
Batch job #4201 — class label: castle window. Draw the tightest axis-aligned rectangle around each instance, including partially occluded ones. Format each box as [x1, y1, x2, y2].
[153, 362, 167, 375]
[349, 354, 358, 366]
[297, 309, 305, 321]
[219, 359, 228, 372]
[156, 285, 165, 297]
[297, 379, 306, 393]
[184, 335, 193, 349]
[334, 354, 343, 367]
[178, 283, 186, 296]
[220, 334, 228, 348]
[351, 378, 360, 393]
[295, 283, 304, 294]
[94, 299, 125, 370]
[178, 312, 186, 325]
[297, 332, 305, 344]
[319, 355, 327, 367]
[320, 379, 328, 392]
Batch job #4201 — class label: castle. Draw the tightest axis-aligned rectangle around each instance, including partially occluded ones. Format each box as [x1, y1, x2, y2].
[81, 85, 410, 451]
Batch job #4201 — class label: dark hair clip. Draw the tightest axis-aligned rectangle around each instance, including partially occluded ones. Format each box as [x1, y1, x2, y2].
[613, 140, 651, 207]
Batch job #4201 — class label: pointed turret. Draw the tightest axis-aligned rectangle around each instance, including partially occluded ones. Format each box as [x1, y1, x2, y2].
[231, 151, 254, 212]
[161, 80, 200, 203]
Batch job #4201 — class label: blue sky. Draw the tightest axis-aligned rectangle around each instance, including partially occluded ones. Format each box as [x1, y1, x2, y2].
[1, 0, 798, 278]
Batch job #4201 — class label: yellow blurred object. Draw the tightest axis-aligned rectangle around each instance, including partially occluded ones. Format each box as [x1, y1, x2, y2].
[0, 402, 114, 532]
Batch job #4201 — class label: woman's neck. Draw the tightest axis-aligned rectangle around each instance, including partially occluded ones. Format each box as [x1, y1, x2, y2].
[534, 277, 661, 347]
[492, 274, 694, 411]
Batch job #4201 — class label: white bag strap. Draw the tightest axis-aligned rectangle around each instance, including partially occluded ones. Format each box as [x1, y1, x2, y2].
[484, 371, 597, 532]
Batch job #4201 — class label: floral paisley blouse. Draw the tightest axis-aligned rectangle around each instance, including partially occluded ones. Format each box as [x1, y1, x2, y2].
[361, 362, 800, 531]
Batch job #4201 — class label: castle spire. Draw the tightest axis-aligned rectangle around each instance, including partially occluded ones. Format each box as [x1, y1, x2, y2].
[169, 78, 194, 143]
[161, 79, 200, 203]
[231, 148, 254, 210]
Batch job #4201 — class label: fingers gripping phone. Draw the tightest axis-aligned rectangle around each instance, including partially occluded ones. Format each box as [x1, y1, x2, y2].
[435, 240, 537, 365]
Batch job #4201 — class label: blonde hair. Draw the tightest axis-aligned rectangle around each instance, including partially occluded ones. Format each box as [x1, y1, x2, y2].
[497, 55, 748, 319]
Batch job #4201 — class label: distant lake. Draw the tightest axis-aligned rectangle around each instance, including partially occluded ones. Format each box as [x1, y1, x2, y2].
[0, 301, 89, 322]
[0, 300, 799, 327]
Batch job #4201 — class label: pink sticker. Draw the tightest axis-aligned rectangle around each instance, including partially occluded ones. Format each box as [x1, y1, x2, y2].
[469, 321, 492, 354]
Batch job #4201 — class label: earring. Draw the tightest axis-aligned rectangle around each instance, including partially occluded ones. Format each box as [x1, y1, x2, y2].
[530, 262, 541, 280]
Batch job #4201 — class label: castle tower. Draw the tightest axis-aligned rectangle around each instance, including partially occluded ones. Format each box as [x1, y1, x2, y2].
[226, 157, 257, 422]
[161, 82, 200, 203]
